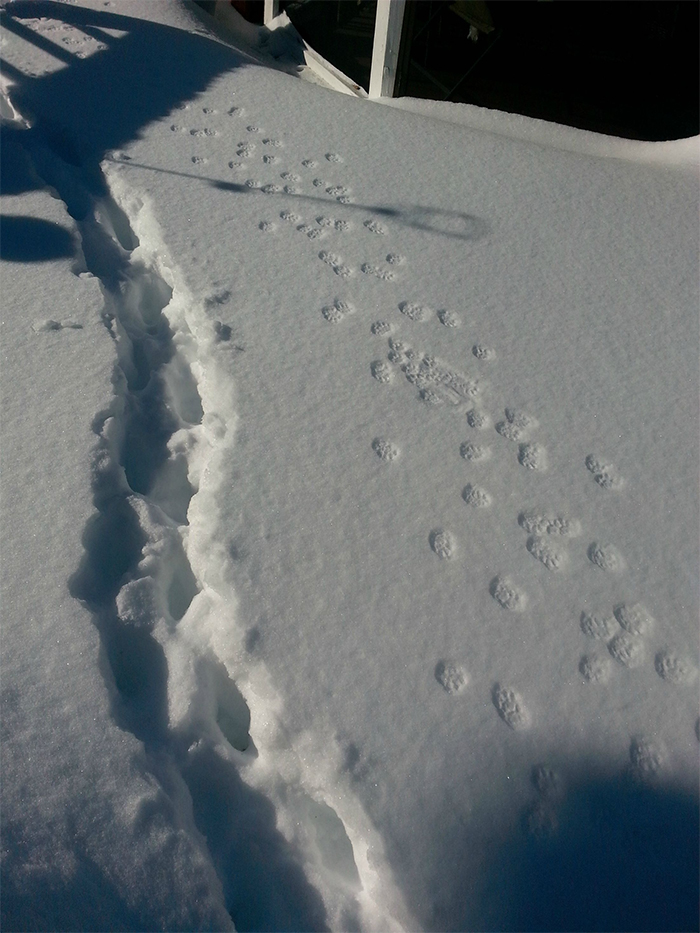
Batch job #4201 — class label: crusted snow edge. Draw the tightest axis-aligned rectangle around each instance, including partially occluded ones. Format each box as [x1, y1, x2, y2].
[101, 160, 414, 933]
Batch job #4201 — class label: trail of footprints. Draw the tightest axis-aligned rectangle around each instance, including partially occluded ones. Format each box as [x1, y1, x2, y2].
[364, 303, 693, 741]
[176, 94, 695, 770]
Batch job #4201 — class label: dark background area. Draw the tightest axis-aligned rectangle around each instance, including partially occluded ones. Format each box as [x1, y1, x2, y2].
[222, 0, 700, 141]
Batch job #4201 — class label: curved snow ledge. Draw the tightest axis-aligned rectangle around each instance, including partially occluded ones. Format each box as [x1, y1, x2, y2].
[103, 165, 415, 933]
[380, 96, 700, 168]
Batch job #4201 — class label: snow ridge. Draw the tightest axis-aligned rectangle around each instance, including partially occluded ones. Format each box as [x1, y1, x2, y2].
[16, 105, 407, 929]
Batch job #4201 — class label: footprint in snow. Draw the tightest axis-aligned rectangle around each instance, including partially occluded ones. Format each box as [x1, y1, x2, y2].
[579, 652, 612, 683]
[321, 299, 353, 324]
[588, 542, 623, 572]
[496, 408, 538, 442]
[490, 576, 526, 611]
[319, 250, 352, 277]
[325, 152, 343, 163]
[438, 309, 460, 327]
[585, 454, 624, 490]
[361, 263, 395, 282]
[435, 660, 468, 694]
[473, 344, 496, 361]
[364, 219, 386, 235]
[429, 529, 455, 559]
[492, 684, 530, 729]
[371, 437, 399, 462]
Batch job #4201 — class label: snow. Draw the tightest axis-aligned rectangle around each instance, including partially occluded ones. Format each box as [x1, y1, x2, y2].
[1, 1, 698, 931]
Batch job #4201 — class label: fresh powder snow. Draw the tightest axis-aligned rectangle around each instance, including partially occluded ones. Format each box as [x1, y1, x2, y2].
[1, 2, 698, 931]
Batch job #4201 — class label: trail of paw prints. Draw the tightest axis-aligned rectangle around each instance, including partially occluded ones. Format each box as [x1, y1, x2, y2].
[576, 600, 695, 686]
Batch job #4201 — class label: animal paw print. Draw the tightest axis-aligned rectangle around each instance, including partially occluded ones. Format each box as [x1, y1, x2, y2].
[364, 219, 386, 235]
[281, 172, 301, 183]
[579, 652, 612, 683]
[518, 442, 547, 471]
[297, 224, 322, 240]
[492, 684, 530, 729]
[588, 542, 623, 572]
[262, 154, 279, 164]
[654, 649, 696, 685]
[372, 437, 399, 461]
[429, 529, 455, 559]
[237, 142, 254, 157]
[317, 216, 350, 232]
[398, 301, 429, 322]
[321, 299, 353, 324]
[325, 152, 343, 163]
[518, 510, 580, 537]
[579, 611, 617, 640]
[262, 138, 283, 148]
[301, 159, 318, 169]
[227, 106, 244, 117]
[386, 253, 405, 266]
[466, 408, 490, 430]
[438, 309, 460, 327]
[490, 576, 526, 611]
[435, 660, 468, 694]
[280, 210, 302, 224]
[614, 603, 653, 636]
[585, 455, 624, 490]
[361, 263, 395, 282]
[459, 441, 491, 462]
[608, 631, 645, 668]
[191, 156, 207, 164]
[463, 484, 491, 508]
[259, 220, 276, 233]
[246, 125, 261, 133]
[628, 735, 666, 782]
[371, 360, 394, 383]
[312, 178, 328, 188]
[472, 344, 496, 361]
[526, 535, 566, 572]
[326, 185, 348, 198]
[190, 128, 216, 137]
[261, 184, 282, 194]
[496, 408, 538, 442]
[319, 251, 351, 277]
[371, 321, 392, 336]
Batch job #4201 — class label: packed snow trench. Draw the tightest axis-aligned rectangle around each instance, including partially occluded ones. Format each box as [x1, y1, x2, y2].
[1, 2, 698, 931]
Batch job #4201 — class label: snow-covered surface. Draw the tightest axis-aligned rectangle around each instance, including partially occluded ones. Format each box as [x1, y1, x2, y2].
[1, 2, 698, 930]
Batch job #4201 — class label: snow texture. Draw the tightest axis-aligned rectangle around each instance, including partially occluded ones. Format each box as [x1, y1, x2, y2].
[1, 1, 698, 931]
